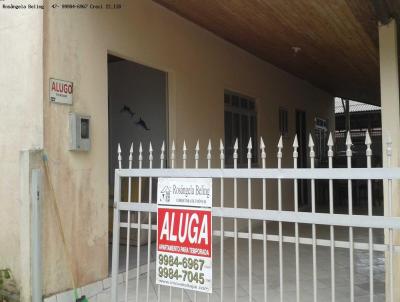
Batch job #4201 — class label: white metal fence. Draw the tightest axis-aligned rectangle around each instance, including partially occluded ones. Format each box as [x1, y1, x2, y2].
[111, 132, 400, 302]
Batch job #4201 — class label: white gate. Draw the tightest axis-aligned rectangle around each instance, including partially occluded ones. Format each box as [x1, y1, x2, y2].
[111, 132, 400, 302]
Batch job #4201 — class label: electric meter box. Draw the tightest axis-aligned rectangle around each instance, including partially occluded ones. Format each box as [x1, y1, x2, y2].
[69, 113, 91, 151]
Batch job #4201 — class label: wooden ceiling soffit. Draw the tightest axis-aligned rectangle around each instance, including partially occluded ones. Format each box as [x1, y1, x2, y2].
[153, 0, 381, 105]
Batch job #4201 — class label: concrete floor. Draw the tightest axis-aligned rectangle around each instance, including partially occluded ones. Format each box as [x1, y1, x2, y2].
[102, 223, 386, 302]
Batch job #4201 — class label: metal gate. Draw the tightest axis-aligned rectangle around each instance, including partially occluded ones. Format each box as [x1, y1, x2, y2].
[111, 132, 400, 302]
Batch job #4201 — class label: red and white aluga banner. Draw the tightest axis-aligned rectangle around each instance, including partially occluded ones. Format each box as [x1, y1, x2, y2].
[156, 177, 212, 293]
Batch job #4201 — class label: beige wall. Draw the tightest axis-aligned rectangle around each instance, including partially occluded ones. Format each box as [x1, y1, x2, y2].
[0, 1, 43, 297]
[43, 0, 333, 295]
[379, 19, 400, 301]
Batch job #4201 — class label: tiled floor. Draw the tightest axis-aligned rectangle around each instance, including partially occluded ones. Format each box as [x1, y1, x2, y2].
[100, 224, 386, 302]
[108, 242, 156, 273]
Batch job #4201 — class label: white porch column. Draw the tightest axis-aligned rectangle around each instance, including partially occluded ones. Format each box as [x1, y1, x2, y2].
[379, 19, 400, 301]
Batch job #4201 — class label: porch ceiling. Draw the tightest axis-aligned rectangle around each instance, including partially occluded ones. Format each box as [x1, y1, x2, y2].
[154, 0, 384, 105]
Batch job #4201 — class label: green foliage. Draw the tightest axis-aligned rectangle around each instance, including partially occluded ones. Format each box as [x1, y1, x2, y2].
[0, 269, 19, 302]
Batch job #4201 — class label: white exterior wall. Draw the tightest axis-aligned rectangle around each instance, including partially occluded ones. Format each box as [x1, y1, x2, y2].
[0, 2, 43, 300]
[40, 0, 333, 296]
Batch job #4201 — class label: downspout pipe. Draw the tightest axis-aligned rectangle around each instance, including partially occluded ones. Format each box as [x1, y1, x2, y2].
[31, 169, 43, 302]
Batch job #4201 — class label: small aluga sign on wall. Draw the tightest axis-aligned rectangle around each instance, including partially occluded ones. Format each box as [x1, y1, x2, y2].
[49, 78, 73, 105]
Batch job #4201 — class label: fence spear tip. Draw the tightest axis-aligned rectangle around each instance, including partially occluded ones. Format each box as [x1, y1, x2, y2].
[183, 140, 187, 151]
[139, 142, 143, 152]
[308, 134, 314, 147]
[247, 137, 252, 149]
[129, 143, 133, 163]
[149, 142, 153, 152]
[260, 137, 265, 149]
[346, 131, 352, 146]
[172, 140, 175, 151]
[207, 139, 212, 150]
[161, 141, 165, 152]
[293, 135, 298, 148]
[327, 132, 334, 147]
[117, 143, 122, 168]
[277, 135, 283, 149]
[195, 140, 199, 151]
[365, 130, 372, 145]
[234, 138, 238, 150]
[219, 139, 224, 150]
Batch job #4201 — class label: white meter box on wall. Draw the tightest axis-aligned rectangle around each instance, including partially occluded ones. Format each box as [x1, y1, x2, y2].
[69, 113, 91, 151]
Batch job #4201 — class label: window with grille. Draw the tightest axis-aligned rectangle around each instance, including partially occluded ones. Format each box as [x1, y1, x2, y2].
[224, 91, 258, 166]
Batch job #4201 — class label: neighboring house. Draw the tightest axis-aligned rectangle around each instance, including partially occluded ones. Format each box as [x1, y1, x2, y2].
[331, 99, 384, 212]
[1, 0, 400, 301]
[334, 98, 382, 167]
